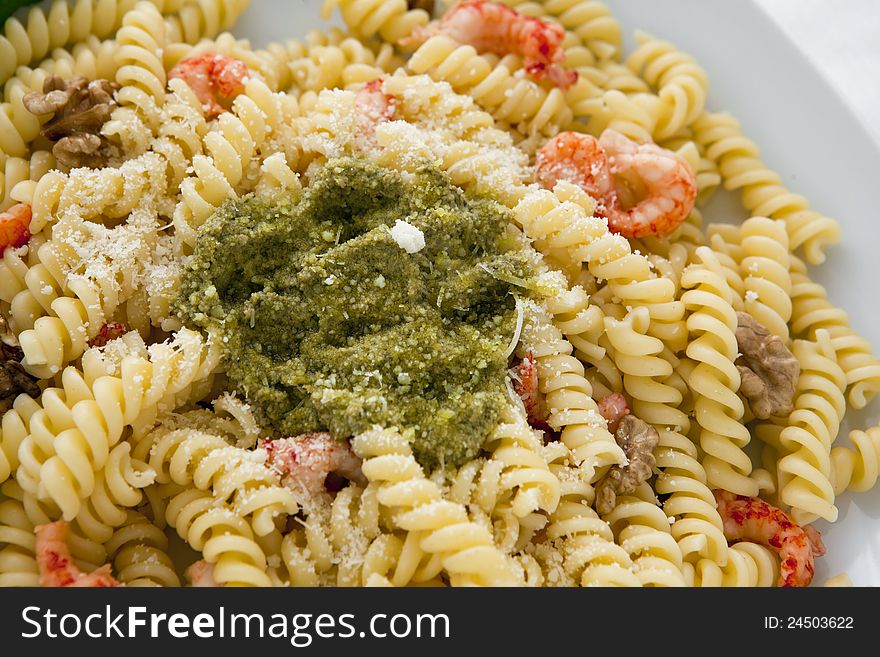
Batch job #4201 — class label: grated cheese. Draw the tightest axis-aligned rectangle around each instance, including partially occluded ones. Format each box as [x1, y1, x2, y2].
[390, 219, 425, 254]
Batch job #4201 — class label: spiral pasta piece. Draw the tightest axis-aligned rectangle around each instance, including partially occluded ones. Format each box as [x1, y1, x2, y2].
[172, 77, 295, 251]
[15, 328, 219, 520]
[104, 510, 180, 586]
[70, 441, 156, 544]
[1, 152, 50, 210]
[681, 246, 756, 496]
[772, 331, 846, 524]
[288, 37, 402, 96]
[0, 390, 42, 486]
[136, 426, 299, 537]
[525, 302, 626, 481]
[789, 256, 880, 409]
[89, 1, 164, 159]
[406, 35, 573, 136]
[480, 405, 560, 519]
[686, 541, 778, 587]
[322, 0, 430, 45]
[0, 77, 44, 160]
[497, 0, 621, 63]
[739, 216, 791, 341]
[7, 203, 172, 376]
[514, 182, 685, 350]
[538, 495, 640, 586]
[269, 484, 403, 587]
[543, 282, 622, 398]
[352, 426, 520, 586]
[831, 424, 880, 496]
[0, 480, 108, 586]
[625, 31, 708, 140]
[0, 0, 136, 94]
[163, 485, 273, 587]
[693, 111, 840, 265]
[604, 305, 729, 565]
[603, 488, 686, 586]
[162, 0, 251, 49]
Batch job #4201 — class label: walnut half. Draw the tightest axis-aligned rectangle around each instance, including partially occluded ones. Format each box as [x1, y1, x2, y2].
[735, 312, 799, 420]
[0, 342, 40, 412]
[595, 414, 659, 515]
[23, 75, 119, 169]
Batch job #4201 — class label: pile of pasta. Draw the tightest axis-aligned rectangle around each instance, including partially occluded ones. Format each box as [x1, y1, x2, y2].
[0, 0, 877, 588]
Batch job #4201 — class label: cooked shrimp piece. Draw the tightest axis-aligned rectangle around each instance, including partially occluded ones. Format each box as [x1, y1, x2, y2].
[168, 52, 249, 119]
[596, 391, 629, 434]
[598, 129, 697, 238]
[714, 490, 822, 587]
[0, 203, 32, 253]
[535, 129, 697, 239]
[803, 524, 826, 558]
[403, 0, 578, 90]
[262, 433, 365, 497]
[186, 560, 219, 587]
[35, 521, 120, 587]
[88, 322, 129, 348]
[512, 350, 551, 432]
[535, 132, 617, 212]
[355, 78, 397, 142]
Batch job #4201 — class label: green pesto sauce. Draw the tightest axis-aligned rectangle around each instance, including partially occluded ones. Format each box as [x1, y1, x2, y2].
[175, 157, 534, 469]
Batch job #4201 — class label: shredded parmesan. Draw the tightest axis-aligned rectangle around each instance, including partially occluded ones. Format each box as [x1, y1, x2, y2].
[504, 296, 525, 358]
[390, 219, 425, 254]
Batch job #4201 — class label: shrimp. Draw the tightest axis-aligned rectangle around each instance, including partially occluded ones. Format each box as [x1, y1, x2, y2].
[403, 0, 578, 90]
[168, 52, 249, 119]
[355, 78, 396, 142]
[803, 524, 826, 558]
[262, 432, 365, 497]
[596, 391, 629, 435]
[713, 490, 823, 587]
[35, 521, 120, 587]
[0, 203, 31, 253]
[535, 129, 697, 239]
[186, 560, 219, 587]
[512, 350, 551, 432]
[87, 322, 128, 348]
[535, 132, 617, 211]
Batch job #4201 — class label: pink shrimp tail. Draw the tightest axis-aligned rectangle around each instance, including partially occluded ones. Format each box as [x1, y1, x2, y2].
[356, 79, 396, 124]
[0, 203, 32, 253]
[597, 392, 629, 435]
[803, 524, 826, 558]
[186, 560, 220, 587]
[355, 78, 396, 144]
[35, 521, 121, 587]
[713, 490, 819, 587]
[263, 433, 365, 496]
[513, 350, 551, 433]
[168, 52, 249, 119]
[535, 131, 618, 217]
[212, 56, 248, 100]
[536, 129, 696, 239]
[405, 0, 577, 90]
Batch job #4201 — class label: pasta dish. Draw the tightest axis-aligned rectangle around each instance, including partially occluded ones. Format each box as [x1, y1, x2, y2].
[0, 0, 876, 588]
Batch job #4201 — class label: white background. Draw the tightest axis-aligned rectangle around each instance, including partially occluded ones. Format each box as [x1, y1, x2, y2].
[758, 0, 880, 145]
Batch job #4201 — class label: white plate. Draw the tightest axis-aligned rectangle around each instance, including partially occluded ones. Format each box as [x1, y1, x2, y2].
[234, 0, 880, 585]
